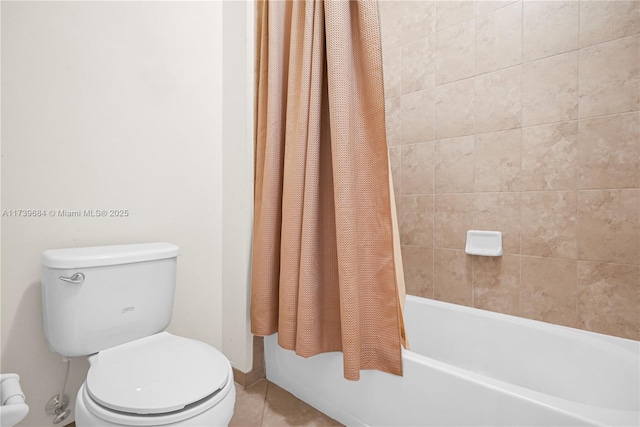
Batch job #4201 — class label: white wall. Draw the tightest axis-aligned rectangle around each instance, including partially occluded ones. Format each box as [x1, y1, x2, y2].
[1, 1, 254, 426]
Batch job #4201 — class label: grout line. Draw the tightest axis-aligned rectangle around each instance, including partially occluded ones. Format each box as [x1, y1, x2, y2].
[577, 109, 640, 123]
[471, 0, 478, 301]
[578, 32, 640, 53]
[429, 1, 437, 301]
[432, 1, 437, 301]
[518, 244, 522, 316]
[260, 381, 269, 427]
[470, 0, 478, 310]
[575, 0, 581, 326]
[431, 107, 640, 138]
[436, 32, 639, 90]
[401, 244, 640, 268]
[519, 0, 524, 318]
[398, 188, 640, 199]
[437, 31, 639, 91]
[397, 99, 638, 140]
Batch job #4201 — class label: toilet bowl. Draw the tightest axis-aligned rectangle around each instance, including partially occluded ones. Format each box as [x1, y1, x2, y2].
[75, 333, 235, 427]
[41, 243, 235, 426]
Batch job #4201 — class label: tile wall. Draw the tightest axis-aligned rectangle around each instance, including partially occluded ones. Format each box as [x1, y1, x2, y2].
[380, 0, 640, 340]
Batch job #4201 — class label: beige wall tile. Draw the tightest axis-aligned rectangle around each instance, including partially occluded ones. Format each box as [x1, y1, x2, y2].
[436, 1, 475, 32]
[402, 245, 434, 298]
[475, 66, 522, 134]
[473, 255, 520, 316]
[580, 0, 640, 47]
[475, 0, 518, 16]
[578, 189, 640, 265]
[475, 2, 522, 74]
[401, 1, 436, 43]
[435, 77, 475, 139]
[385, 97, 402, 147]
[379, 0, 402, 50]
[474, 192, 521, 254]
[400, 194, 434, 246]
[523, 1, 579, 62]
[521, 121, 578, 191]
[400, 84, 435, 144]
[381, 0, 640, 339]
[402, 37, 435, 95]
[436, 19, 475, 85]
[435, 136, 475, 193]
[522, 51, 578, 127]
[401, 141, 434, 194]
[383, 46, 402, 100]
[434, 194, 474, 249]
[521, 256, 578, 328]
[578, 113, 640, 190]
[474, 128, 521, 192]
[389, 146, 401, 196]
[521, 191, 578, 259]
[577, 261, 640, 340]
[434, 249, 473, 306]
[579, 35, 640, 118]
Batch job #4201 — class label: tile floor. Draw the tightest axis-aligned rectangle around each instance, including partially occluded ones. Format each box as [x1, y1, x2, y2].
[230, 380, 342, 427]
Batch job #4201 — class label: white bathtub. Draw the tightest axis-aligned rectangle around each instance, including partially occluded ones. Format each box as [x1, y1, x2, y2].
[265, 295, 639, 426]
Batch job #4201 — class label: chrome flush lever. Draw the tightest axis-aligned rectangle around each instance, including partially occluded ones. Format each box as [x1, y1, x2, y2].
[59, 273, 85, 284]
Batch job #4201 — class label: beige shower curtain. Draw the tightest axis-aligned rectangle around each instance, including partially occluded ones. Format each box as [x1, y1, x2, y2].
[251, 0, 406, 380]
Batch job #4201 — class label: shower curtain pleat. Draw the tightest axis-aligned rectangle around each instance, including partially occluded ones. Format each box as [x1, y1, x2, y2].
[251, 0, 405, 380]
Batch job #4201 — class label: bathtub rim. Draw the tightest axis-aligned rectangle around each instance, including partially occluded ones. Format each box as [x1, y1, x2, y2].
[405, 294, 639, 353]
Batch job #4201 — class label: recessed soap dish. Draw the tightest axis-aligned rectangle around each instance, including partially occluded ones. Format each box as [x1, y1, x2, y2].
[465, 230, 502, 256]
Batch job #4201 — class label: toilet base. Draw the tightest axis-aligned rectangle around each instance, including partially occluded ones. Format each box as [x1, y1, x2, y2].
[75, 377, 235, 427]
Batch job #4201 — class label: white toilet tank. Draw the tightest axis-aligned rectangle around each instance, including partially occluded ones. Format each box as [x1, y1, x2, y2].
[42, 243, 181, 358]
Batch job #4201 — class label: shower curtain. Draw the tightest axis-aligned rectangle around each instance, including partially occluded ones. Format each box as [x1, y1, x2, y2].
[250, 0, 406, 380]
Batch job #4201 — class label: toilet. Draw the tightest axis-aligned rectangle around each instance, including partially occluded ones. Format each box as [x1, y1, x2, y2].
[41, 242, 235, 427]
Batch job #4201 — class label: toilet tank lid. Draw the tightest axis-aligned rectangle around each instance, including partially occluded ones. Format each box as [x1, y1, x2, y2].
[42, 242, 180, 269]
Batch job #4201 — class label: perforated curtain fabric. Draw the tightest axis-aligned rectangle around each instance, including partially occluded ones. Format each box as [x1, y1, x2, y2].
[251, 0, 405, 380]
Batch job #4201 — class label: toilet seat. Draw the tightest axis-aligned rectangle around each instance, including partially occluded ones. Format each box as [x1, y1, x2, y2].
[86, 332, 229, 415]
[78, 365, 235, 426]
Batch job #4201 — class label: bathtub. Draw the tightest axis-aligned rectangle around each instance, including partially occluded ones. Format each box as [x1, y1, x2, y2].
[265, 295, 639, 426]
